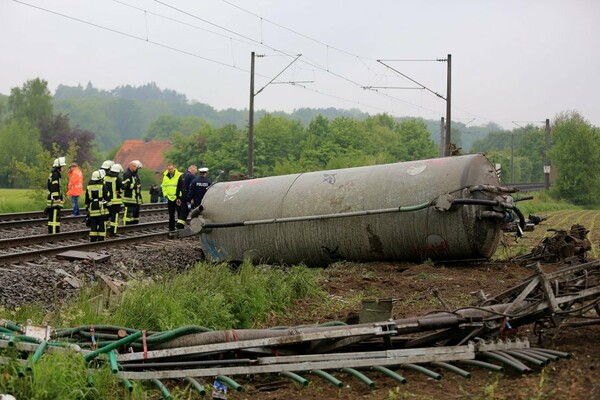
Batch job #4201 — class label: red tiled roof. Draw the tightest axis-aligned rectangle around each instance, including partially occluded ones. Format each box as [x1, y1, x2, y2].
[113, 140, 172, 174]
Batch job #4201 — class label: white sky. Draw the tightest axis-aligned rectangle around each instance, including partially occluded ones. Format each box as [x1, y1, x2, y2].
[1, 0, 599, 129]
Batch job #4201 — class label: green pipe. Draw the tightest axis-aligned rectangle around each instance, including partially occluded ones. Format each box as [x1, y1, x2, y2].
[216, 375, 243, 392]
[457, 359, 504, 373]
[430, 362, 471, 379]
[108, 350, 119, 374]
[0, 327, 14, 334]
[185, 377, 207, 396]
[17, 368, 26, 378]
[515, 349, 551, 364]
[370, 366, 407, 384]
[54, 325, 139, 338]
[79, 331, 120, 341]
[1, 320, 23, 332]
[0, 333, 40, 345]
[503, 350, 546, 367]
[279, 371, 308, 386]
[83, 331, 142, 362]
[480, 351, 530, 373]
[531, 348, 571, 359]
[87, 375, 94, 387]
[152, 379, 172, 400]
[402, 364, 442, 381]
[7, 335, 15, 347]
[341, 367, 375, 388]
[145, 326, 212, 344]
[121, 379, 133, 393]
[28, 340, 49, 371]
[309, 369, 343, 388]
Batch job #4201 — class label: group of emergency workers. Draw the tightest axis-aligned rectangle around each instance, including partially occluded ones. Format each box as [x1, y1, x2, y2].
[46, 157, 144, 241]
[161, 164, 212, 232]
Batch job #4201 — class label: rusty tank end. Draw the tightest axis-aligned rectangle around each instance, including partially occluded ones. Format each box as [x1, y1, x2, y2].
[190, 154, 519, 267]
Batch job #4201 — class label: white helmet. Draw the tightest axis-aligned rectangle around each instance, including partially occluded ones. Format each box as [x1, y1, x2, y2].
[53, 157, 66, 168]
[133, 160, 143, 169]
[91, 170, 102, 181]
[101, 160, 115, 170]
[110, 163, 123, 173]
[98, 169, 106, 179]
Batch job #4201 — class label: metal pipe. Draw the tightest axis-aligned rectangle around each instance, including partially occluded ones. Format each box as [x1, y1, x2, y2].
[279, 371, 308, 386]
[184, 377, 206, 396]
[457, 359, 504, 373]
[524, 349, 560, 362]
[401, 363, 442, 381]
[83, 331, 142, 362]
[121, 379, 133, 392]
[309, 369, 343, 388]
[370, 366, 407, 384]
[216, 375, 243, 392]
[513, 349, 552, 364]
[480, 351, 531, 373]
[530, 348, 572, 359]
[108, 350, 119, 374]
[501, 350, 546, 367]
[341, 367, 375, 388]
[429, 362, 471, 379]
[492, 351, 533, 370]
[152, 379, 172, 399]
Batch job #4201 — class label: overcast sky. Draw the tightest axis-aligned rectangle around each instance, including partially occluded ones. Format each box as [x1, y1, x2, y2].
[2, 0, 599, 129]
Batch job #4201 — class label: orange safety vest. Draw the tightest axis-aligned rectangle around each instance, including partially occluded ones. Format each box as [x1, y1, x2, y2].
[67, 167, 84, 196]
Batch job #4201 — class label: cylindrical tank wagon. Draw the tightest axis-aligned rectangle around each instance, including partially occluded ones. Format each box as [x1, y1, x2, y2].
[189, 154, 520, 267]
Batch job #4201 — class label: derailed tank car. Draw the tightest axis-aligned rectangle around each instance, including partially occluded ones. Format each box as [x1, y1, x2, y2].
[189, 154, 522, 267]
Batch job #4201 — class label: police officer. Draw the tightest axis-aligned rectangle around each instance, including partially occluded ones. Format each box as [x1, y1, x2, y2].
[161, 163, 183, 232]
[188, 167, 212, 210]
[176, 165, 197, 229]
[105, 163, 123, 236]
[122, 160, 142, 225]
[47, 156, 66, 234]
[85, 170, 109, 242]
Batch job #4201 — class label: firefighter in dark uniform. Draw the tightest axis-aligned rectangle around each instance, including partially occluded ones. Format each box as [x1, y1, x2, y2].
[188, 167, 212, 210]
[85, 170, 109, 242]
[104, 163, 123, 236]
[176, 165, 197, 229]
[121, 160, 142, 225]
[46, 156, 66, 234]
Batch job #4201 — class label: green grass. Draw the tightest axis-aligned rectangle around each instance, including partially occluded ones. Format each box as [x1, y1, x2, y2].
[515, 190, 582, 215]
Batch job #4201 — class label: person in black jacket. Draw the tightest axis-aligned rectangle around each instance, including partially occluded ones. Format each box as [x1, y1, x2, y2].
[85, 170, 110, 242]
[188, 167, 212, 210]
[176, 165, 197, 229]
[149, 184, 161, 203]
[46, 157, 66, 234]
[121, 160, 142, 225]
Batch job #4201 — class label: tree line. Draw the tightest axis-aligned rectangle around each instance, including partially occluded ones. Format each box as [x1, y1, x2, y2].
[0, 78, 598, 206]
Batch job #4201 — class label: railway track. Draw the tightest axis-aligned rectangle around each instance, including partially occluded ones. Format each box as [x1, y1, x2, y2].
[0, 221, 172, 265]
[0, 203, 167, 229]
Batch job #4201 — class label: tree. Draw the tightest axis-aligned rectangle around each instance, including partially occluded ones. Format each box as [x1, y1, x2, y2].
[549, 111, 600, 205]
[0, 120, 44, 187]
[7, 78, 54, 128]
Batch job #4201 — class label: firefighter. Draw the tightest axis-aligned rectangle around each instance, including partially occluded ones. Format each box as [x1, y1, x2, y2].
[188, 167, 212, 210]
[176, 164, 197, 229]
[46, 156, 66, 234]
[122, 160, 142, 225]
[100, 160, 114, 176]
[161, 162, 183, 232]
[104, 163, 123, 236]
[85, 170, 109, 242]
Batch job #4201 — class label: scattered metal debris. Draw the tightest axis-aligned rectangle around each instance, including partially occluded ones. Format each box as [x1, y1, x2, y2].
[514, 224, 592, 263]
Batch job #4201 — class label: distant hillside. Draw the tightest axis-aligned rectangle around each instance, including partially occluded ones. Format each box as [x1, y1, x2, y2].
[50, 82, 500, 152]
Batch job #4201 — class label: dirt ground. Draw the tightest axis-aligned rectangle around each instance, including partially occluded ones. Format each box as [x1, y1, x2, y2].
[222, 210, 600, 400]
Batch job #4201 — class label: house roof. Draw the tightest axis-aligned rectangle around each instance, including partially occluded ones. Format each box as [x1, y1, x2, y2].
[113, 140, 172, 174]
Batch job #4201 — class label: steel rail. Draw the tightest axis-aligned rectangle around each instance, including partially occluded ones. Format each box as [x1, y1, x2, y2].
[0, 204, 167, 228]
[0, 229, 170, 264]
[0, 220, 168, 249]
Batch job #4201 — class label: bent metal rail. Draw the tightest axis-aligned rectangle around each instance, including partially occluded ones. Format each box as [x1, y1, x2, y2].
[0, 221, 169, 264]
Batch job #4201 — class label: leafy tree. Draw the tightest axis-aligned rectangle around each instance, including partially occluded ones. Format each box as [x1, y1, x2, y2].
[0, 120, 44, 187]
[146, 115, 209, 140]
[549, 111, 600, 205]
[254, 114, 305, 176]
[396, 118, 438, 161]
[7, 78, 54, 127]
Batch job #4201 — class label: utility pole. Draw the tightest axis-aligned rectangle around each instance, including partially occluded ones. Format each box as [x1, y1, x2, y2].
[247, 51, 256, 177]
[440, 117, 445, 157]
[444, 54, 452, 156]
[544, 118, 551, 189]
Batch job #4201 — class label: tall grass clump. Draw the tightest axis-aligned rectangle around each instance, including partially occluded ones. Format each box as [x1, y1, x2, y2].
[0, 349, 134, 399]
[107, 261, 323, 331]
